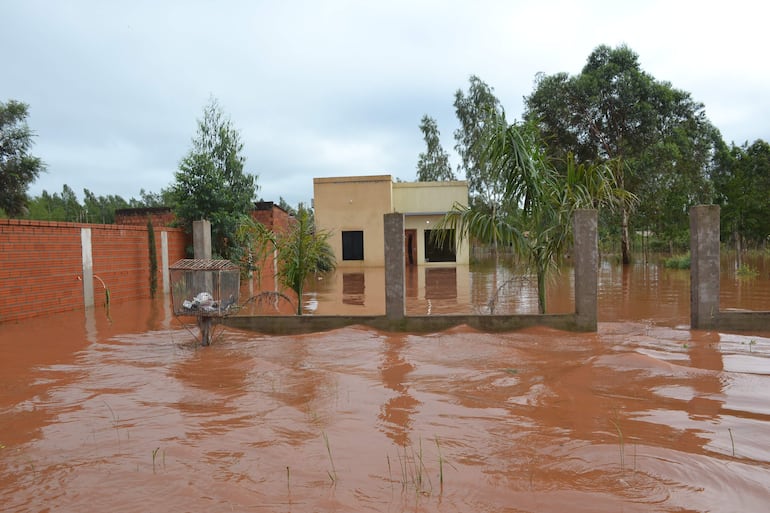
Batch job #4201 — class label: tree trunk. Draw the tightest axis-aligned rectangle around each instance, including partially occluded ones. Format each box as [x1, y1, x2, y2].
[537, 265, 547, 314]
[621, 206, 631, 265]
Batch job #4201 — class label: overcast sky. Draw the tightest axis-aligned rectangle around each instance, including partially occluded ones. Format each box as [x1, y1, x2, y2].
[3, 0, 769, 207]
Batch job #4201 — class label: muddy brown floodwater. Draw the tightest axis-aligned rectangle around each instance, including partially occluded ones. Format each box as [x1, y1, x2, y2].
[2, 260, 770, 512]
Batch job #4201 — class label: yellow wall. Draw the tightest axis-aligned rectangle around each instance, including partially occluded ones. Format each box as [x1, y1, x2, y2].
[313, 175, 393, 267]
[393, 181, 467, 213]
[313, 175, 469, 267]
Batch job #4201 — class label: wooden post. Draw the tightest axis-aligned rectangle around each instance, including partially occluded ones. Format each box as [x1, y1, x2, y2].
[199, 316, 213, 346]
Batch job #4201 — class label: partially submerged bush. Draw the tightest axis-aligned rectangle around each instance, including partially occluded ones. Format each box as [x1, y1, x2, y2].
[664, 254, 690, 269]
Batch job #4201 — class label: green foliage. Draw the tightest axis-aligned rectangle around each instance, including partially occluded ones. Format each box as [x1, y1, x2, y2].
[525, 45, 720, 264]
[712, 139, 770, 248]
[25, 185, 138, 223]
[454, 76, 506, 210]
[438, 117, 631, 313]
[128, 188, 173, 208]
[147, 219, 158, 297]
[277, 196, 297, 217]
[736, 263, 759, 277]
[416, 115, 455, 181]
[0, 100, 45, 217]
[238, 204, 335, 315]
[663, 254, 691, 269]
[170, 97, 258, 260]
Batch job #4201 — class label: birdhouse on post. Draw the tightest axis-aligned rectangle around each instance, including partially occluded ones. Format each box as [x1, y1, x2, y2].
[169, 259, 240, 346]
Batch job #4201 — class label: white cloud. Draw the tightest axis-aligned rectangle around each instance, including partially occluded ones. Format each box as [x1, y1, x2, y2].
[5, 0, 770, 207]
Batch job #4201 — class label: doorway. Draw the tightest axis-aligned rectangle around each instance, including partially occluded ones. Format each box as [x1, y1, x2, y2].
[404, 229, 417, 266]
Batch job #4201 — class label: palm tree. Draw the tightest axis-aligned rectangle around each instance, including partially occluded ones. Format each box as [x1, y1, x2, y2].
[438, 116, 633, 313]
[237, 204, 336, 315]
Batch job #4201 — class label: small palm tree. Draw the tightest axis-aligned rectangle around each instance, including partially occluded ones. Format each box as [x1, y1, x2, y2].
[237, 204, 335, 315]
[277, 204, 335, 314]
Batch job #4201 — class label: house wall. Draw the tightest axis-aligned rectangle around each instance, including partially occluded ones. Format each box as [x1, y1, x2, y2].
[392, 181, 467, 213]
[313, 175, 393, 267]
[0, 219, 186, 323]
[404, 214, 470, 265]
[394, 181, 469, 265]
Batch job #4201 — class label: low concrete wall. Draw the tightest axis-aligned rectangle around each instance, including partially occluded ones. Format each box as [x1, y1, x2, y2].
[224, 313, 585, 335]
[716, 311, 770, 332]
[225, 209, 599, 335]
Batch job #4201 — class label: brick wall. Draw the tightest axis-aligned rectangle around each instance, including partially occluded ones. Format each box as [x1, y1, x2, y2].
[0, 219, 186, 323]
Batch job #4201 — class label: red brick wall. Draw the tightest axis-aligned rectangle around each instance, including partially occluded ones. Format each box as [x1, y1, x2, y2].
[0, 219, 186, 323]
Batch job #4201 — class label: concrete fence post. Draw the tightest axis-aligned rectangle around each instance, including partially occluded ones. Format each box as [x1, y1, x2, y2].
[80, 227, 94, 308]
[193, 220, 212, 259]
[573, 209, 598, 331]
[161, 231, 170, 294]
[384, 213, 405, 320]
[690, 205, 720, 329]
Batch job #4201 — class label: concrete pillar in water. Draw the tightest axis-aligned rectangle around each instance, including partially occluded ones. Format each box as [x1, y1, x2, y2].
[573, 209, 598, 331]
[192, 220, 214, 344]
[193, 220, 212, 259]
[690, 205, 720, 329]
[384, 213, 405, 320]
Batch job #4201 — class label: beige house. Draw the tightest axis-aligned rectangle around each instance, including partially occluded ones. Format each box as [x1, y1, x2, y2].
[313, 175, 469, 268]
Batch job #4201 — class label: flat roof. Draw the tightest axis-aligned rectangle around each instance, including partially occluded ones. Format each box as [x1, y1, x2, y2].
[313, 174, 392, 184]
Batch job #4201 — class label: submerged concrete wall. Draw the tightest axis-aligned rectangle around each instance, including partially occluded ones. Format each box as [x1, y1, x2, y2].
[690, 205, 770, 331]
[225, 210, 600, 335]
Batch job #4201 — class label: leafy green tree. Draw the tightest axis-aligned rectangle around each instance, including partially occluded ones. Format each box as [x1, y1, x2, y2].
[25, 185, 85, 221]
[416, 115, 455, 181]
[0, 100, 45, 217]
[170, 97, 258, 260]
[83, 189, 130, 224]
[454, 76, 506, 210]
[713, 139, 770, 250]
[238, 204, 335, 315]
[129, 188, 172, 208]
[525, 44, 719, 263]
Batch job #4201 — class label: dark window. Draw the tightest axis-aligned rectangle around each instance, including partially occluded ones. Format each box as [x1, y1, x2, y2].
[342, 230, 364, 260]
[424, 229, 456, 262]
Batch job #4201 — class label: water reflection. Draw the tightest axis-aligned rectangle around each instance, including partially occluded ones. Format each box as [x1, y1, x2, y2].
[304, 257, 770, 323]
[378, 333, 420, 446]
[342, 272, 365, 306]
